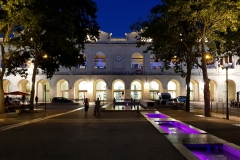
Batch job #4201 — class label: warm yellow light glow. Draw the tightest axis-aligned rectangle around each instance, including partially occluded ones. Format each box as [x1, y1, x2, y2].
[43, 54, 48, 58]
[206, 54, 210, 59]
[86, 82, 93, 88]
[144, 82, 149, 87]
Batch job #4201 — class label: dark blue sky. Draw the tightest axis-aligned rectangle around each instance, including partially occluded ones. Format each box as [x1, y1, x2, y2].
[94, 0, 160, 38]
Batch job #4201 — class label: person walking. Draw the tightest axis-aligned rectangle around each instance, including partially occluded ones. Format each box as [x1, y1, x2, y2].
[35, 96, 38, 107]
[83, 98, 89, 116]
[95, 98, 101, 116]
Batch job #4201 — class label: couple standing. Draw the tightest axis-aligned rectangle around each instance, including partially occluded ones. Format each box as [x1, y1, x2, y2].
[83, 98, 101, 116]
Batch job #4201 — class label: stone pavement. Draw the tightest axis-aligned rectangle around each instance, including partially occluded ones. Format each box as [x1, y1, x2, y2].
[0, 103, 187, 160]
[0, 102, 240, 159]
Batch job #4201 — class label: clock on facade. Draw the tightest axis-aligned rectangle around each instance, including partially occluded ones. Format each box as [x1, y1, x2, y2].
[115, 55, 122, 62]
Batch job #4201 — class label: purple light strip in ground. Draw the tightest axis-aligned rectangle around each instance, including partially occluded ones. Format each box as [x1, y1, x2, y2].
[189, 145, 240, 160]
[158, 121, 201, 134]
[172, 121, 201, 134]
[146, 113, 168, 118]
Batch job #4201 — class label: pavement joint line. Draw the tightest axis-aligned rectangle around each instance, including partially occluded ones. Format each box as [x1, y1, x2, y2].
[0, 107, 84, 131]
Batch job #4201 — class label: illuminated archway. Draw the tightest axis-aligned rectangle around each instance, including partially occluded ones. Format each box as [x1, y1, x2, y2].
[210, 80, 218, 102]
[112, 80, 125, 100]
[18, 79, 30, 94]
[56, 79, 69, 98]
[130, 80, 143, 100]
[190, 80, 199, 101]
[149, 80, 163, 100]
[73, 79, 88, 101]
[94, 80, 107, 101]
[167, 79, 180, 98]
[36, 79, 50, 102]
[224, 79, 236, 102]
[3, 79, 11, 93]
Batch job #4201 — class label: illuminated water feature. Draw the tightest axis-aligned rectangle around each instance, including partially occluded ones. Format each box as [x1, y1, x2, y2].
[146, 113, 168, 118]
[186, 144, 240, 160]
[157, 121, 201, 134]
[105, 104, 144, 110]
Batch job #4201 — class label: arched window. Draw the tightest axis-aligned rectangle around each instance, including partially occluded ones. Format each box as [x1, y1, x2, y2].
[150, 54, 162, 69]
[131, 53, 143, 69]
[56, 80, 69, 98]
[96, 81, 107, 100]
[78, 81, 88, 101]
[131, 81, 142, 100]
[168, 81, 176, 98]
[113, 81, 125, 100]
[77, 53, 87, 69]
[149, 81, 159, 100]
[94, 52, 106, 69]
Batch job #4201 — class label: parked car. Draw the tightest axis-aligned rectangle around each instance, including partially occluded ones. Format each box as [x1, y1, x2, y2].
[159, 93, 171, 105]
[176, 96, 187, 103]
[51, 97, 74, 103]
[166, 98, 178, 105]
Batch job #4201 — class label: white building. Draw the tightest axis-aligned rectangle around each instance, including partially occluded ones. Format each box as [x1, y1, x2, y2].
[2, 31, 240, 102]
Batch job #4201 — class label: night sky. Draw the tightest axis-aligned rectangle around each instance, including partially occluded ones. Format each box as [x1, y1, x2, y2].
[94, 0, 160, 38]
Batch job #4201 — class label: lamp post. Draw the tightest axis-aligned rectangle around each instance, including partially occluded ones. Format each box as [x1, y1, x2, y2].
[220, 55, 232, 120]
[44, 85, 46, 111]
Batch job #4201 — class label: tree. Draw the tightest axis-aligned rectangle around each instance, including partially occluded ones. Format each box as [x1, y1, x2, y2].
[131, 0, 240, 117]
[130, 2, 202, 112]
[0, 0, 32, 113]
[1, 0, 100, 110]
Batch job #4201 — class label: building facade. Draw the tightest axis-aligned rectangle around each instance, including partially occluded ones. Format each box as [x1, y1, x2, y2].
[2, 31, 240, 102]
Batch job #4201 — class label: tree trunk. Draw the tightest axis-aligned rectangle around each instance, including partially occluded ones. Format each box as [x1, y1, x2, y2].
[29, 51, 39, 110]
[0, 43, 6, 113]
[201, 40, 211, 117]
[185, 61, 192, 112]
[0, 79, 5, 114]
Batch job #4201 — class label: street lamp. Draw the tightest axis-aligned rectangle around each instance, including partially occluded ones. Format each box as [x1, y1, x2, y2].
[219, 55, 233, 120]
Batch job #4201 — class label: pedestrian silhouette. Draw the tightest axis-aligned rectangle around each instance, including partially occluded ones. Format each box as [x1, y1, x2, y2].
[35, 96, 38, 107]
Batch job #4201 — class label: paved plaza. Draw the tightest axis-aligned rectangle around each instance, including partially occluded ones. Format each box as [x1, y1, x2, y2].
[0, 102, 240, 159]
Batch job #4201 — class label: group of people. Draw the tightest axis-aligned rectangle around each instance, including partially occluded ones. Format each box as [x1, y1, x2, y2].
[83, 98, 101, 116]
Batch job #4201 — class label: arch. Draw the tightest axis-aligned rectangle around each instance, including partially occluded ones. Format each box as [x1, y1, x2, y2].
[224, 79, 236, 102]
[94, 79, 107, 101]
[210, 80, 218, 102]
[112, 79, 125, 100]
[77, 52, 87, 68]
[131, 52, 143, 69]
[130, 79, 143, 100]
[36, 79, 51, 102]
[56, 79, 69, 98]
[150, 54, 162, 69]
[18, 79, 31, 94]
[167, 79, 181, 98]
[3, 79, 12, 93]
[149, 79, 163, 100]
[73, 79, 89, 101]
[94, 51, 106, 69]
[190, 80, 199, 101]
